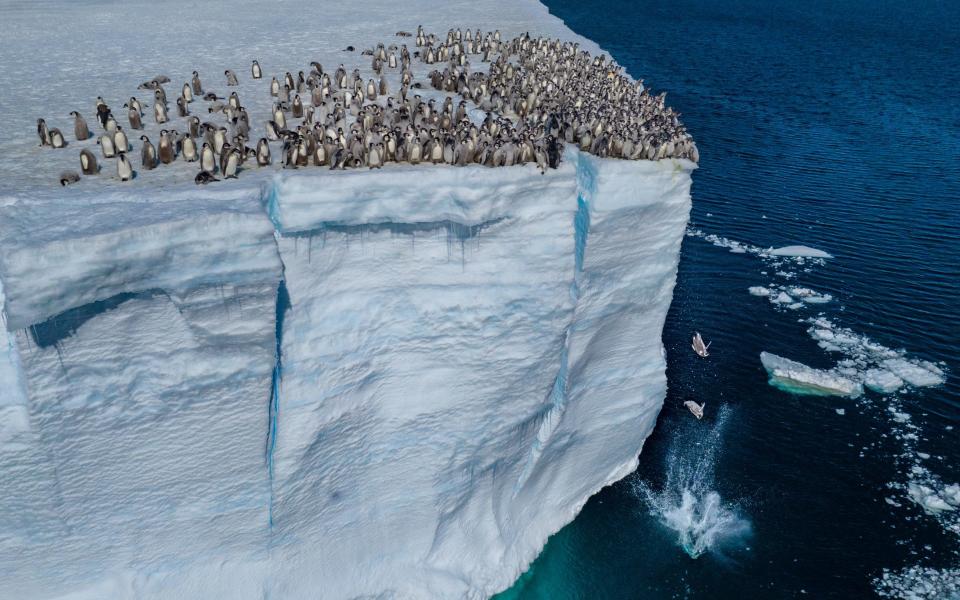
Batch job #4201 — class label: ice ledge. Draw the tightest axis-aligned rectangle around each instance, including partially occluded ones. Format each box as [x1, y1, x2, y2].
[0, 149, 694, 333]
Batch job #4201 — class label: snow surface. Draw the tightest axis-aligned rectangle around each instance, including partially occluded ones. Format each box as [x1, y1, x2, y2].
[0, 3, 695, 589]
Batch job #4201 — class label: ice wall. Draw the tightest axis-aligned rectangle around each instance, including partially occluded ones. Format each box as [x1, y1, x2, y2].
[0, 152, 693, 598]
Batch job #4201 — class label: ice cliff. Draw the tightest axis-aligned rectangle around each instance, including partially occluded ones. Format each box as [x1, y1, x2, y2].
[0, 149, 693, 598]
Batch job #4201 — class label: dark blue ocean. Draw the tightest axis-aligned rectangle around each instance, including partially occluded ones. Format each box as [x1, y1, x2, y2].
[499, 0, 960, 598]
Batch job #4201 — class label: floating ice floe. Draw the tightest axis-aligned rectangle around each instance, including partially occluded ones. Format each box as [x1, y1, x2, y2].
[806, 318, 946, 392]
[875, 566, 960, 600]
[908, 483, 960, 514]
[759, 351, 863, 397]
[767, 245, 833, 259]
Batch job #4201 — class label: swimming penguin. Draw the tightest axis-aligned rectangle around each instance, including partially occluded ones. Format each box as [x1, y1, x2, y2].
[113, 126, 128, 152]
[225, 69, 239, 86]
[70, 111, 90, 140]
[251, 60, 262, 79]
[195, 170, 219, 185]
[181, 135, 198, 162]
[59, 171, 81, 186]
[79, 148, 98, 175]
[223, 148, 241, 178]
[116, 153, 133, 181]
[256, 138, 271, 166]
[191, 71, 203, 95]
[49, 128, 66, 148]
[36, 118, 51, 146]
[200, 142, 216, 172]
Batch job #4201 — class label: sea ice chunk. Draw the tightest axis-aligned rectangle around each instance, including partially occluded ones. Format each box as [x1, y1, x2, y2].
[760, 352, 863, 397]
[768, 245, 833, 259]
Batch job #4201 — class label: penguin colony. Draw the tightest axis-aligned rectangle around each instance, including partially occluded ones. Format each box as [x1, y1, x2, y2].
[37, 26, 697, 186]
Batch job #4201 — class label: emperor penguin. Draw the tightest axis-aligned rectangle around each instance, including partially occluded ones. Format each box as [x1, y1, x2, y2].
[154, 101, 168, 124]
[200, 142, 216, 172]
[223, 148, 241, 178]
[98, 133, 116, 158]
[116, 153, 134, 181]
[140, 135, 158, 169]
[37, 118, 50, 146]
[213, 127, 227, 154]
[291, 95, 304, 118]
[273, 105, 286, 130]
[70, 111, 90, 140]
[128, 106, 143, 130]
[182, 135, 198, 162]
[49, 128, 66, 148]
[270, 77, 280, 96]
[252, 60, 262, 79]
[59, 171, 81, 186]
[188, 115, 201, 138]
[256, 138, 271, 166]
[177, 97, 189, 117]
[182, 82, 193, 103]
[113, 126, 129, 152]
[225, 69, 239, 86]
[195, 171, 219, 185]
[104, 114, 118, 133]
[191, 71, 203, 95]
[158, 131, 175, 164]
[79, 148, 98, 175]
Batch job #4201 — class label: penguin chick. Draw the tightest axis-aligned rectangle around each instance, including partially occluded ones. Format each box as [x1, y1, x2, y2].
[70, 111, 90, 140]
[195, 170, 219, 185]
[59, 171, 81, 186]
[79, 148, 98, 175]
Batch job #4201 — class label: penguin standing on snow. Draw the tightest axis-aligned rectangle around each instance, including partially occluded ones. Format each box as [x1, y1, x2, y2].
[37, 118, 50, 146]
[49, 128, 66, 148]
[70, 111, 90, 140]
[140, 135, 157, 169]
[117, 153, 133, 181]
[256, 138, 271, 166]
[225, 69, 239, 86]
[251, 60, 262, 79]
[79, 148, 98, 175]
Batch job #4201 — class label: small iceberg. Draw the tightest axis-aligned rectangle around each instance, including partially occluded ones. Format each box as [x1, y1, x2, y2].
[768, 245, 833, 259]
[760, 352, 863, 397]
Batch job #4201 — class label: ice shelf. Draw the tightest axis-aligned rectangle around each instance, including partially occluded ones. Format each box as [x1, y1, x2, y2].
[0, 0, 695, 597]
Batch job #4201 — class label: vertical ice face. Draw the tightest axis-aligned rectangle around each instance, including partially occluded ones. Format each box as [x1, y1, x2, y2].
[0, 152, 694, 599]
[0, 191, 283, 598]
[266, 151, 695, 598]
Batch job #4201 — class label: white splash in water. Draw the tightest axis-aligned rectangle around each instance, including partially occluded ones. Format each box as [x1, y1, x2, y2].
[633, 405, 751, 558]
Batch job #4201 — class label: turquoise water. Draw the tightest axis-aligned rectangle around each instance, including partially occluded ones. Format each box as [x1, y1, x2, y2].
[499, 0, 960, 597]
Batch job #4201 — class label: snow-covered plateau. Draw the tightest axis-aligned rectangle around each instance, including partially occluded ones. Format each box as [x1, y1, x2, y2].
[0, 0, 695, 597]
